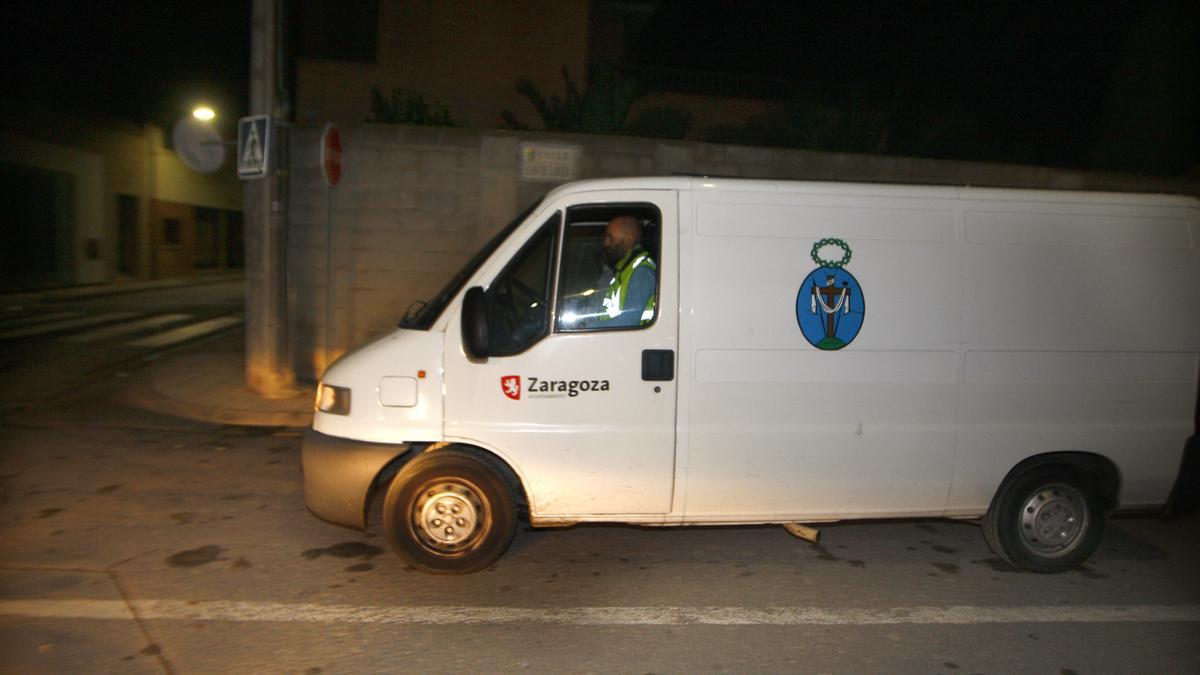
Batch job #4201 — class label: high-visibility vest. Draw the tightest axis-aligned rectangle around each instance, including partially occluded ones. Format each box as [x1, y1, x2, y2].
[601, 246, 656, 325]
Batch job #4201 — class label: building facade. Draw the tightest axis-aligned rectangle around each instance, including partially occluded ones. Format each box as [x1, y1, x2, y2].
[0, 101, 243, 291]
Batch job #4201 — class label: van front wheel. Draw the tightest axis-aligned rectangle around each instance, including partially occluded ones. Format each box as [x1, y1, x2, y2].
[982, 466, 1105, 573]
[382, 449, 516, 574]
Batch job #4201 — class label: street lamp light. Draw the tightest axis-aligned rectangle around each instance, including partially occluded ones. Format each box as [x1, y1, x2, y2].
[192, 106, 216, 121]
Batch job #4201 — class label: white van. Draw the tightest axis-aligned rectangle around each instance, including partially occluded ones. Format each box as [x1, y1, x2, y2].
[302, 177, 1199, 574]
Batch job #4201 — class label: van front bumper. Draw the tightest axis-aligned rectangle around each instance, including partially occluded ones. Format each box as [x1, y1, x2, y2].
[301, 429, 411, 530]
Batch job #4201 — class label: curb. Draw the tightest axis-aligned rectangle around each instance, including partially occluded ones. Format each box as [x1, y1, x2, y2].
[120, 384, 314, 428]
[0, 274, 244, 305]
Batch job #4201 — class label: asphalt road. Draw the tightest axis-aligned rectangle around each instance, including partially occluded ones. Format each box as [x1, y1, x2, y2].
[1, 281, 1198, 673]
[0, 279, 245, 404]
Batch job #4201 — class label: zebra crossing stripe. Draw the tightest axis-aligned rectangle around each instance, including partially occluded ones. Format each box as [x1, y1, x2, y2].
[65, 313, 194, 342]
[0, 312, 139, 339]
[0, 599, 1198, 626]
[125, 316, 243, 348]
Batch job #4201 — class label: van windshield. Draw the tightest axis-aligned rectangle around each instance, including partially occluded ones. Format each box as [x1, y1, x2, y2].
[399, 198, 543, 330]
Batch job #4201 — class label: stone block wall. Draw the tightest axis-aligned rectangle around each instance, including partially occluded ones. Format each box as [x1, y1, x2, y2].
[285, 123, 1198, 381]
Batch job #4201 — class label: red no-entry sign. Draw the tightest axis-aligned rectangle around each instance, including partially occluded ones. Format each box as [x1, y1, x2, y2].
[321, 124, 342, 187]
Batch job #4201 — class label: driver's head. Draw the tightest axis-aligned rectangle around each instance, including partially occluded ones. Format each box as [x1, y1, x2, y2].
[603, 216, 641, 265]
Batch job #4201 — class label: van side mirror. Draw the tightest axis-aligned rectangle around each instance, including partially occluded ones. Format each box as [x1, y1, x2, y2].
[461, 286, 490, 359]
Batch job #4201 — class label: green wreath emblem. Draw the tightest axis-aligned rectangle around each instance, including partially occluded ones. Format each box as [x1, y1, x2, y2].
[810, 238, 853, 269]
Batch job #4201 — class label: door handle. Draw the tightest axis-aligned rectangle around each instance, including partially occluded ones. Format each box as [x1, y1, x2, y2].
[642, 349, 675, 381]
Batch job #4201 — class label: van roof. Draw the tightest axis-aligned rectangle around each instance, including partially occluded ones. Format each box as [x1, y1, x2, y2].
[543, 176, 1200, 208]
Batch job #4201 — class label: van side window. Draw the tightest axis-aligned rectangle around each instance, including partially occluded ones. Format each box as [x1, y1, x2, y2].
[556, 203, 661, 332]
[485, 214, 560, 356]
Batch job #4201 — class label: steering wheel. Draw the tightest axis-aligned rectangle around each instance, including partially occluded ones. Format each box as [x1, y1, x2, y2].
[507, 276, 547, 308]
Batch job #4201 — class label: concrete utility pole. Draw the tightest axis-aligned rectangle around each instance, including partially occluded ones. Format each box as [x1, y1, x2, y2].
[244, 0, 295, 396]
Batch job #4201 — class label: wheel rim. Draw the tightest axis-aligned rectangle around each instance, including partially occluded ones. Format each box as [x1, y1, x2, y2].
[410, 479, 488, 555]
[1018, 483, 1089, 557]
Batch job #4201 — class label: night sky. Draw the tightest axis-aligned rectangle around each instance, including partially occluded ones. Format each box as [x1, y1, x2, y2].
[634, 1, 1199, 174]
[14, 0, 251, 136]
[12, 0, 1198, 175]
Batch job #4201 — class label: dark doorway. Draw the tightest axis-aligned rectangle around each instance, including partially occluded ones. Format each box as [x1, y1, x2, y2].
[194, 207, 220, 269]
[117, 194, 138, 276]
[226, 211, 244, 269]
[0, 162, 74, 290]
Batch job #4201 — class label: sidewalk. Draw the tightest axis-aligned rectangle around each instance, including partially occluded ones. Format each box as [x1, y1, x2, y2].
[0, 271, 244, 305]
[121, 329, 315, 428]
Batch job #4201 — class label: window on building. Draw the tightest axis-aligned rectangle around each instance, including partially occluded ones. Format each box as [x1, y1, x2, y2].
[294, 0, 379, 63]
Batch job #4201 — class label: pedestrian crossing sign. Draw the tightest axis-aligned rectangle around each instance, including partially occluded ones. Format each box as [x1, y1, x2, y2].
[237, 114, 271, 178]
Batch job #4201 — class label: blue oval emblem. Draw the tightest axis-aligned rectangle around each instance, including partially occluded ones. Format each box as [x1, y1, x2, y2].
[796, 239, 865, 350]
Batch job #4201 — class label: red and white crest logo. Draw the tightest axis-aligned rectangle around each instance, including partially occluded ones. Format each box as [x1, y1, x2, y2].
[501, 375, 521, 400]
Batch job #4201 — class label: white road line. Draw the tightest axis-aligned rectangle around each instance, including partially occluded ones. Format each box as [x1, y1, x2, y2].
[0, 312, 139, 339]
[0, 311, 83, 329]
[1, 600, 1198, 626]
[125, 316, 243, 348]
[65, 314, 194, 342]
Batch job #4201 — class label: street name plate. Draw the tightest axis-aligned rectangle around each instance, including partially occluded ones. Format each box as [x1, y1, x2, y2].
[519, 142, 580, 182]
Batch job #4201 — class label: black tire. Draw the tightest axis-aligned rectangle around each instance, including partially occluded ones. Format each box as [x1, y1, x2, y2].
[382, 448, 516, 574]
[981, 465, 1106, 573]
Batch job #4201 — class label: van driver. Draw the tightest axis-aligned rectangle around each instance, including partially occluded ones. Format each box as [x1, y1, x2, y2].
[597, 215, 657, 327]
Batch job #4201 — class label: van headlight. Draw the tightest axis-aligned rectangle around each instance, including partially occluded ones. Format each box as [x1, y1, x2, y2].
[315, 383, 351, 415]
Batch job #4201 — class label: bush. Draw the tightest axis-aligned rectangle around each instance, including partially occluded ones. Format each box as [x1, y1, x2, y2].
[368, 88, 458, 127]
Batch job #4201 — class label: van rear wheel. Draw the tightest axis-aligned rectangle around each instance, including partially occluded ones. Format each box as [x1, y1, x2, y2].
[382, 448, 516, 574]
[982, 466, 1105, 573]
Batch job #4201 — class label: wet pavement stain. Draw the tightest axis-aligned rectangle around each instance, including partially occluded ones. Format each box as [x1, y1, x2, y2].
[140, 644, 161, 656]
[345, 563, 374, 572]
[36, 508, 64, 519]
[1077, 565, 1108, 579]
[811, 544, 839, 562]
[302, 542, 384, 560]
[972, 558, 1019, 573]
[943, 662, 959, 670]
[166, 545, 223, 568]
[232, 557, 253, 569]
[931, 544, 958, 554]
[96, 484, 120, 494]
[932, 562, 960, 575]
[846, 560, 866, 568]
[916, 522, 940, 533]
